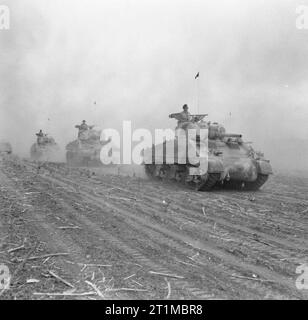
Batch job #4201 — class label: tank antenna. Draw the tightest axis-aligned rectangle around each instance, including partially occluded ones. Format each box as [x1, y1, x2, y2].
[194, 72, 200, 114]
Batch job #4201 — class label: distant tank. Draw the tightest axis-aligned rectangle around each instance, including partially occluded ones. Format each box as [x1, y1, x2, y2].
[66, 124, 109, 167]
[0, 141, 12, 154]
[144, 114, 272, 191]
[30, 133, 60, 162]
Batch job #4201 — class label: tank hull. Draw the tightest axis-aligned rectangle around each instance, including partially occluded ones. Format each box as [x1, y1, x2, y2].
[143, 137, 224, 190]
[212, 139, 272, 189]
[30, 143, 60, 162]
[65, 139, 104, 167]
[143, 137, 272, 191]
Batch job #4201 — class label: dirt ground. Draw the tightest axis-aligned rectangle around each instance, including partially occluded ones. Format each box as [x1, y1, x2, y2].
[0, 155, 307, 300]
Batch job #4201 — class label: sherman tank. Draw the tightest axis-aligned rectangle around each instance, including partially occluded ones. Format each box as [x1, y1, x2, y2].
[144, 114, 272, 191]
[0, 141, 12, 154]
[66, 125, 109, 167]
[30, 134, 60, 162]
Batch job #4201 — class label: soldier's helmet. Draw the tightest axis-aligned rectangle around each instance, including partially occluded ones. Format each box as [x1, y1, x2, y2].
[82, 120, 86, 123]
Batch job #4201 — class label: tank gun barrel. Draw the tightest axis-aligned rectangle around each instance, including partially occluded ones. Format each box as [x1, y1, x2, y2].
[169, 113, 208, 121]
[222, 133, 242, 138]
[191, 114, 208, 117]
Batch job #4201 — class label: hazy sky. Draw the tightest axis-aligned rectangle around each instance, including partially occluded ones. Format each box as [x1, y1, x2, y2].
[0, 0, 308, 171]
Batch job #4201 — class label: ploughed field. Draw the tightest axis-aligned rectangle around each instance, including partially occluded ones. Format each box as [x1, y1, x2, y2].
[0, 155, 307, 300]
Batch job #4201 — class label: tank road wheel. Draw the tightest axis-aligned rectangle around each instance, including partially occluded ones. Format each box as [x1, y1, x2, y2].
[243, 174, 269, 191]
[186, 173, 221, 191]
[157, 165, 169, 179]
[145, 164, 161, 179]
[199, 173, 221, 191]
[185, 175, 202, 191]
[175, 169, 186, 183]
[145, 164, 154, 177]
[145, 164, 221, 191]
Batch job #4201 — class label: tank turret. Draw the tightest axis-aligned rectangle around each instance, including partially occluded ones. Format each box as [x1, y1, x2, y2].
[222, 133, 242, 138]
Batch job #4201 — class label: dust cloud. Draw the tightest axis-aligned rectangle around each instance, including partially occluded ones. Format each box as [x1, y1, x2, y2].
[0, 0, 307, 173]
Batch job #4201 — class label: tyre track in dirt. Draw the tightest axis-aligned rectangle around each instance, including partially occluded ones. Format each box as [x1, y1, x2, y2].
[59, 164, 306, 245]
[5, 159, 307, 299]
[3, 160, 227, 299]
[2, 162, 178, 299]
[46, 163, 307, 251]
[0, 169, 96, 298]
[39, 163, 307, 275]
[88, 184, 306, 280]
[32, 164, 308, 258]
[30, 173, 252, 299]
[28, 166, 304, 299]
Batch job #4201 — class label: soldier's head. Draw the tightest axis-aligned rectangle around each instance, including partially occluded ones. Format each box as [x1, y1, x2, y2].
[183, 104, 188, 111]
[82, 120, 86, 124]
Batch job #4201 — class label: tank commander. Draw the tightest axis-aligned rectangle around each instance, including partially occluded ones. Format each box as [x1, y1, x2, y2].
[169, 104, 192, 128]
[36, 130, 45, 144]
[36, 129, 44, 137]
[179, 104, 191, 121]
[169, 104, 191, 121]
[75, 120, 88, 131]
[75, 120, 94, 138]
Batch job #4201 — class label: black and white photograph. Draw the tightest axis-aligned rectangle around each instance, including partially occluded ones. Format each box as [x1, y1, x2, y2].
[0, 0, 307, 305]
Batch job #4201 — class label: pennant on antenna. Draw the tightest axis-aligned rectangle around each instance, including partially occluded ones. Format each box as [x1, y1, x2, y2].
[195, 72, 199, 79]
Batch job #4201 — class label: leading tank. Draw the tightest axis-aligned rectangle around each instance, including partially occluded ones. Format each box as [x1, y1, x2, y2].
[66, 126, 109, 167]
[144, 114, 272, 191]
[30, 134, 60, 162]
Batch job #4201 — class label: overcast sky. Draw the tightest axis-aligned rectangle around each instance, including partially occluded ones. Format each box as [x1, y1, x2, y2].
[0, 0, 308, 171]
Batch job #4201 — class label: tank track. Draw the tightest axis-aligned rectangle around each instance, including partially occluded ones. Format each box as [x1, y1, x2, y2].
[145, 164, 221, 191]
[146, 164, 269, 192]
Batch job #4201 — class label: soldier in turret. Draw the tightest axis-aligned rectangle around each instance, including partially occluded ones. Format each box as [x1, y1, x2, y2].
[75, 120, 94, 138]
[169, 104, 192, 128]
[75, 120, 89, 137]
[36, 129, 44, 137]
[180, 104, 191, 122]
[75, 120, 88, 132]
[36, 130, 45, 144]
